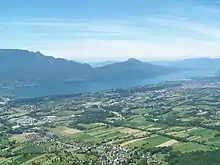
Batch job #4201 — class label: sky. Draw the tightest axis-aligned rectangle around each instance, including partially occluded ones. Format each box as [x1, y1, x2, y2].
[1, 0, 220, 62]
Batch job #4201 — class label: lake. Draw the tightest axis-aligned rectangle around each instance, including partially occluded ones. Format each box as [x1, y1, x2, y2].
[9, 70, 218, 98]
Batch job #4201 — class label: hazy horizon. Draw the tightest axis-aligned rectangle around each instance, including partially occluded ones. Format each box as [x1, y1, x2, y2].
[1, 1, 220, 61]
[1, 48, 220, 64]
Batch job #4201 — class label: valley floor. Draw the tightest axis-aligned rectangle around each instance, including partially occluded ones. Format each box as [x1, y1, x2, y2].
[1, 79, 220, 164]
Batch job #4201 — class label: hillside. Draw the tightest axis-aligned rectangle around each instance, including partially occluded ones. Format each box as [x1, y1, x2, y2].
[0, 49, 93, 83]
[0, 49, 177, 84]
[94, 58, 176, 81]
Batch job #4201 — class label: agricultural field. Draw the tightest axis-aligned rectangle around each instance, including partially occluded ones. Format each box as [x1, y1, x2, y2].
[70, 132, 101, 143]
[52, 126, 82, 135]
[0, 158, 6, 164]
[21, 154, 46, 165]
[51, 126, 102, 143]
[131, 108, 153, 114]
[125, 116, 166, 130]
[187, 128, 219, 142]
[55, 110, 76, 117]
[173, 105, 194, 111]
[121, 135, 171, 149]
[173, 142, 213, 152]
[156, 139, 178, 147]
[11, 133, 35, 142]
[78, 122, 106, 130]
[2, 80, 220, 164]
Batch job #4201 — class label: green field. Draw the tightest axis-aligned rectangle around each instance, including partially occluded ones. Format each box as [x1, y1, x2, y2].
[173, 105, 194, 111]
[14, 154, 42, 164]
[167, 131, 190, 138]
[20, 154, 46, 165]
[86, 125, 109, 134]
[55, 110, 75, 117]
[11, 133, 34, 142]
[51, 126, 102, 142]
[173, 142, 213, 152]
[188, 128, 219, 142]
[22, 145, 45, 154]
[97, 131, 125, 140]
[71, 132, 101, 143]
[78, 123, 106, 129]
[52, 126, 82, 135]
[124, 135, 170, 148]
[0, 157, 6, 164]
[126, 116, 166, 129]
[111, 137, 132, 145]
[209, 136, 220, 146]
[131, 108, 153, 114]
[88, 127, 118, 136]
[0, 139, 10, 149]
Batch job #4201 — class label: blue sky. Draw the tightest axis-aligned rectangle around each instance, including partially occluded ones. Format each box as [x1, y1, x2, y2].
[1, 0, 220, 61]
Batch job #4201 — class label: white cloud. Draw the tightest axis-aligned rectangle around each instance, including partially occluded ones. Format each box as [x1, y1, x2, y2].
[17, 15, 220, 61]
[2, 4, 220, 61]
[149, 17, 220, 39]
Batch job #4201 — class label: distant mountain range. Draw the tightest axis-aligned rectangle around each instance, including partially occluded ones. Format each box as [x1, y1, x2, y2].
[93, 58, 177, 81]
[153, 58, 220, 71]
[175, 58, 220, 71]
[0, 49, 178, 84]
[2, 49, 219, 88]
[0, 49, 92, 83]
[1, 49, 220, 98]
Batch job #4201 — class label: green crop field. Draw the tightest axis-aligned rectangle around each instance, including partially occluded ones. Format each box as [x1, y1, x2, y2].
[0, 157, 6, 164]
[98, 131, 125, 140]
[14, 154, 42, 164]
[167, 131, 190, 138]
[55, 110, 75, 117]
[0, 139, 10, 149]
[173, 142, 213, 152]
[88, 127, 119, 136]
[210, 136, 220, 146]
[86, 126, 109, 134]
[111, 137, 132, 145]
[125, 138, 149, 148]
[52, 126, 82, 135]
[23, 145, 45, 154]
[125, 116, 166, 129]
[173, 105, 194, 111]
[11, 133, 34, 142]
[71, 132, 101, 143]
[143, 135, 171, 148]
[123, 135, 170, 148]
[188, 128, 219, 142]
[20, 154, 46, 165]
[131, 108, 153, 114]
[78, 123, 106, 129]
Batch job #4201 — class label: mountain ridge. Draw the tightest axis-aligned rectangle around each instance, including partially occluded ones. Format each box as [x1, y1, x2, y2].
[0, 49, 178, 84]
[174, 57, 220, 71]
[153, 57, 220, 71]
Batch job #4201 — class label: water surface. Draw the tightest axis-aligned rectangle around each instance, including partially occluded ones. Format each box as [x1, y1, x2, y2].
[12, 70, 217, 98]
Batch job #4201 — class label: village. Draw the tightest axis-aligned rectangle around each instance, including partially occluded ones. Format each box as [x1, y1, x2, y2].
[1, 80, 220, 164]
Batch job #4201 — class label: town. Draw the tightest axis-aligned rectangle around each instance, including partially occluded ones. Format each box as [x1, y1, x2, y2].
[1, 79, 220, 164]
